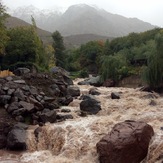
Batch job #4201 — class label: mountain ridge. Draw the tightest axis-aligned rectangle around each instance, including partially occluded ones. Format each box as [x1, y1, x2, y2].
[8, 4, 156, 37]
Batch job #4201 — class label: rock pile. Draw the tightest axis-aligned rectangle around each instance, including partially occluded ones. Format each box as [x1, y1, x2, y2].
[0, 70, 82, 150]
[0, 72, 80, 125]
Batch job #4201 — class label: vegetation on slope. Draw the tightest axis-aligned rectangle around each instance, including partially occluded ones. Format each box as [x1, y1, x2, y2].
[0, 1, 163, 90]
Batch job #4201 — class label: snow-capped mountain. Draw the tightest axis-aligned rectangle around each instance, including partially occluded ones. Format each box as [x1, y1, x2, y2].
[8, 5, 62, 32]
[8, 4, 156, 37]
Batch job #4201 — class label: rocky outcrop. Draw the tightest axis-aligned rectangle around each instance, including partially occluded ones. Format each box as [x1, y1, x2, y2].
[0, 71, 77, 125]
[96, 120, 154, 163]
[80, 95, 101, 114]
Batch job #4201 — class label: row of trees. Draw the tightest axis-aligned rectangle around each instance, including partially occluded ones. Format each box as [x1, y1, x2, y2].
[63, 28, 163, 89]
[1, 1, 163, 89]
[0, 1, 64, 72]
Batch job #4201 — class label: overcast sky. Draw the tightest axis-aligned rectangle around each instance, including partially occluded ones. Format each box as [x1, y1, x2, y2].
[3, 0, 163, 27]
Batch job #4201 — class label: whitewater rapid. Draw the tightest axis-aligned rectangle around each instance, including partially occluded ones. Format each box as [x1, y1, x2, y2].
[1, 78, 163, 163]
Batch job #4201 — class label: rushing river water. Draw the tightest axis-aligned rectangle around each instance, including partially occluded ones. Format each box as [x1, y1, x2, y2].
[1, 78, 163, 163]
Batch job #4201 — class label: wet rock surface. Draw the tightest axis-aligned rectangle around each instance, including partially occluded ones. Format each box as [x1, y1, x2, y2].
[0, 70, 78, 150]
[7, 127, 27, 150]
[0, 72, 76, 125]
[80, 95, 101, 114]
[96, 120, 154, 163]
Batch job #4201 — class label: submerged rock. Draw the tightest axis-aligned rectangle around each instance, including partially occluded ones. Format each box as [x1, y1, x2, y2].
[96, 120, 154, 163]
[111, 92, 120, 99]
[89, 88, 101, 95]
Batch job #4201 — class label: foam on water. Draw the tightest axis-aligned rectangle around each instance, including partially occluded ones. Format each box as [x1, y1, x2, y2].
[1, 78, 163, 163]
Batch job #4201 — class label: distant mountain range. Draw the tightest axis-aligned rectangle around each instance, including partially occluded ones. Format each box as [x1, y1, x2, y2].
[5, 16, 112, 48]
[8, 4, 156, 37]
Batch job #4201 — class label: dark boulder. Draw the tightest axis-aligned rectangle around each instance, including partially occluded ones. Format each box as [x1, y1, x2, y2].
[7, 127, 27, 150]
[67, 86, 80, 97]
[7, 102, 19, 113]
[39, 110, 57, 123]
[80, 95, 101, 114]
[78, 76, 101, 86]
[58, 95, 73, 106]
[0, 122, 13, 149]
[49, 84, 60, 96]
[0, 95, 11, 105]
[43, 102, 59, 110]
[111, 92, 120, 99]
[19, 101, 35, 112]
[34, 126, 42, 142]
[14, 122, 28, 130]
[89, 88, 101, 95]
[0, 134, 6, 149]
[56, 114, 73, 121]
[96, 120, 154, 163]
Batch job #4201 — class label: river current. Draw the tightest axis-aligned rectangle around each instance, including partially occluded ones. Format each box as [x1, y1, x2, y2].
[1, 78, 163, 163]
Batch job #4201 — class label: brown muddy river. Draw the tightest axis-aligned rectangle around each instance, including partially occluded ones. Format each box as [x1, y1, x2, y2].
[1, 78, 163, 163]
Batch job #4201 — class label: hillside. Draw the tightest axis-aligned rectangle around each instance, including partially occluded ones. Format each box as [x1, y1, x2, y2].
[5, 16, 53, 45]
[9, 4, 156, 37]
[64, 34, 114, 48]
[5, 16, 113, 48]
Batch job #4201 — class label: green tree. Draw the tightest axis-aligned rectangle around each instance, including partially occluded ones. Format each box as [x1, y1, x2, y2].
[3, 25, 46, 70]
[103, 39, 113, 56]
[78, 41, 103, 73]
[45, 45, 55, 69]
[143, 32, 163, 89]
[100, 55, 127, 83]
[65, 48, 80, 71]
[52, 30, 65, 68]
[0, 1, 9, 58]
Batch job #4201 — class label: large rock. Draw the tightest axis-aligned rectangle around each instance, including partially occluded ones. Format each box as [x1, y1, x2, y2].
[19, 101, 35, 112]
[80, 95, 101, 114]
[111, 92, 120, 99]
[58, 95, 73, 106]
[67, 85, 80, 97]
[39, 110, 57, 123]
[49, 84, 60, 96]
[96, 120, 154, 163]
[51, 66, 73, 85]
[0, 135, 6, 148]
[89, 88, 101, 95]
[0, 95, 11, 105]
[78, 76, 101, 86]
[7, 127, 27, 150]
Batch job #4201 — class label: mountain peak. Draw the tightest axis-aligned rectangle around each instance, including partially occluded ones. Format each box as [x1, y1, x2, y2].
[8, 4, 156, 37]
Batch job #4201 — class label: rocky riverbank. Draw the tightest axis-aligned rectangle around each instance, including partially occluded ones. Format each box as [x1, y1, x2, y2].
[0, 74, 163, 163]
